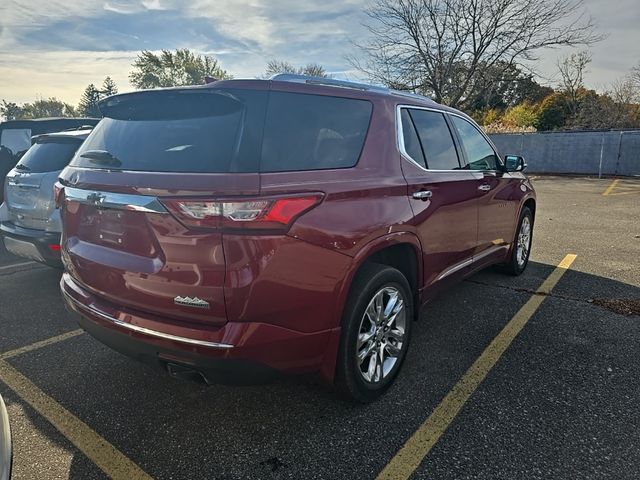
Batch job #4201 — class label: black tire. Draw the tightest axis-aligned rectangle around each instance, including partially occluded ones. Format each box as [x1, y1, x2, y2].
[501, 207, 533, 276]
[335, 263, 414, 403]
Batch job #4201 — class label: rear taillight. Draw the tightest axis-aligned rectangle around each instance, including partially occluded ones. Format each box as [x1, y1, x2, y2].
[54, 182, 65, 208]
[161, 194, 323, 232]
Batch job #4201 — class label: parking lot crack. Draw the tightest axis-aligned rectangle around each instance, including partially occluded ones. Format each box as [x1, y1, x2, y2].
[465, 280, 640, 317]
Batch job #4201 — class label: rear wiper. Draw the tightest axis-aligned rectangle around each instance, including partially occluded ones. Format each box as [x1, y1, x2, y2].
[14, 164, 30, 172]
[79, 150, 122, 167]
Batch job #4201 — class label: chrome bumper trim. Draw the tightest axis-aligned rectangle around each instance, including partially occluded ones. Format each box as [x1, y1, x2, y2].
[61, 288, 234, 349]
[63, 186, 168, 214]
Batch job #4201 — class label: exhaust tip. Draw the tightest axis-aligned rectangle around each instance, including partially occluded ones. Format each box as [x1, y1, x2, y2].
[165, 363, 208, 384]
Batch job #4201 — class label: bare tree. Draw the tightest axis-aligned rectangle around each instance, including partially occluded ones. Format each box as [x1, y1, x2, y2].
[264, 60, 329, 78]
[351, 0, 602, 108]
[609, 76, 639, 105]
[557, 50, 592, 115]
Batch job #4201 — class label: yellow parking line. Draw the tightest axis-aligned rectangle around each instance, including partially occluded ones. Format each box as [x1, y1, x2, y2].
[602, 179, 619, 196]
[0, 330, 84, 360]
[0, 360, 152, 480]
[377, 254, 577, 480]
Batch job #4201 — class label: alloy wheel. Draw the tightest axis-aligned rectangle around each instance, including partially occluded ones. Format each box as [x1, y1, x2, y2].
[356, 286, 407, 384]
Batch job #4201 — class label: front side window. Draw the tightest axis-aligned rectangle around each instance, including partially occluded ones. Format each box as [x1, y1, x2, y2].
[408, 110, 460, 170]
[450, 116, 499, 171]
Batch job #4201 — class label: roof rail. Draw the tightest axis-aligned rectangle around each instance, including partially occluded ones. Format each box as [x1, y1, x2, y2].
[391, 90, 435, 103]
[270, 74, 436, 104]
[270, 74, 390, 93]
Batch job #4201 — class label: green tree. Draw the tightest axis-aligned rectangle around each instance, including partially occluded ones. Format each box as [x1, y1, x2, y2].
[129, 49, 232, 89]
[101, 76, 118, 97]
[466, 62, 554, 112]
[77, 84, 102, 117]
[536, 93, 567, 130]
[502, 103, 539, 128]
[264, 60, 329, 78]
[1, 100, 23, 120]
[19, 98, 76, 118]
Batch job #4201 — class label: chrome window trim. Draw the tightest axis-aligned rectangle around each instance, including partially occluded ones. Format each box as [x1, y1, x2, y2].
[64, 186, 169, 214]
[62, 289, 234, 349]
[395, 104, 502, 173]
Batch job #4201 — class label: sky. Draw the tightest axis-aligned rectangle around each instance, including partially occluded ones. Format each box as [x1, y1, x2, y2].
[0, 0, 638, 105]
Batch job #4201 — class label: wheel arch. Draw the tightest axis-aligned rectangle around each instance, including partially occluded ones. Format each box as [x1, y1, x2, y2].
[319, 232, 423, 382]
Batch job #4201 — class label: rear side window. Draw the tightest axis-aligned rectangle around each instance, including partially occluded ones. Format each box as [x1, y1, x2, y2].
[71, 89, 268, 173]
[16, 138, 82, 173]
[409, 110, 460, 170]
[400, 109, 426, 168]
[260, 92, 372, 172]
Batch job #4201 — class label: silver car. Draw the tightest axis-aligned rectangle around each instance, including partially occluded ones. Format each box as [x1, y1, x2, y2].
[0, 129, 91, 267]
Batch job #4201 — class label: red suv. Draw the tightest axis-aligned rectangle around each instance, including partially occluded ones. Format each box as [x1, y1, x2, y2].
[58, 75, 535, 402]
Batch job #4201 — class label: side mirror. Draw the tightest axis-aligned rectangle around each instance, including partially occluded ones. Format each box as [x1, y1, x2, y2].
[504, 155, 527, 172]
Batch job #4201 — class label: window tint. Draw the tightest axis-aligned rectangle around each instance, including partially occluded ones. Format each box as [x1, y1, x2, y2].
[72, 90, 372, 174]
[1, 129, 31, 156]
[72, 89, 268, 173]
[261, 92, 372, 172]
[408, 110, 460, 170]
[16, 138, 82, 173]
[400, 109, 426, 168]
[451, 116, 498, 171]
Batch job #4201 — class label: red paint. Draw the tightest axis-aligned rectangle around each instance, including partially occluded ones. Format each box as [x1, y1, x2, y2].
[58, 78, 536, 384]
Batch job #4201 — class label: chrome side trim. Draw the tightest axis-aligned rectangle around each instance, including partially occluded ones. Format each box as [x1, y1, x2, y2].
[0, 394, 11, 480]
[435, 258, 474, 282]
[64, 186, 168, 214]
[62, 289, 234, 349]
[435, 245, 508, 282]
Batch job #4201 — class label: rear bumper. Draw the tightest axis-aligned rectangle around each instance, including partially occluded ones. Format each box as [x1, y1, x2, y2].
[0, 221, 61, 267]
[61, 273, 337, 384]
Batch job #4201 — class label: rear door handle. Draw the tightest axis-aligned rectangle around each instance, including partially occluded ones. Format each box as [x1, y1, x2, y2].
[478, 184, 491, 192]
[412, 190, 433, 200]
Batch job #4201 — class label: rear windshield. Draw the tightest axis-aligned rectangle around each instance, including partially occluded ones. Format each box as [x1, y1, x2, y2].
[70, 89, 372, 173]
[16, 138, 83, 173]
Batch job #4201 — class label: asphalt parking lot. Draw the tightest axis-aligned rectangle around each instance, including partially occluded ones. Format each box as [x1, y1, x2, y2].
[0, 175, 639, 480]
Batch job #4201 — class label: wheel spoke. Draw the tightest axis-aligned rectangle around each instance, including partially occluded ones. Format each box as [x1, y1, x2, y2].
[386, 328, 404, 343]
[357, 330, 375, 349]
[367, 351, 379, 382]
[384, 341, 401, 356]
[383, 291, 399, 319]
[385, 299, 404, 327]
[357, 341, 375, 364]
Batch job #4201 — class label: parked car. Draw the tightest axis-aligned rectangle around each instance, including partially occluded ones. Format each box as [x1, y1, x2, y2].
[0, 118, 99, 203]
[0, 394, 11, 480]
[1, 129, 92, 267]
[57, 75, 535, 402]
